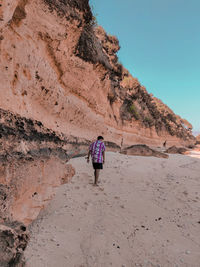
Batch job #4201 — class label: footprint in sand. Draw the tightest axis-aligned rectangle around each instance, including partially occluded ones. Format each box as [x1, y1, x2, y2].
[161, 162, 166, 169]
[98, 187, 104, 191]
[81, 172, 90, 177]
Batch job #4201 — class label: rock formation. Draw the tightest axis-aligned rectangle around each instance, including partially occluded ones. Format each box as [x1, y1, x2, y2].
[0, 0, 196, 264]
[0, 0, 195, 149]
[196, 134, 200, 144]
[165, 146, 188, 155]
[0, 108, 77, 265]
[121, 144, 169, 158]
[0, 221, 29, 267]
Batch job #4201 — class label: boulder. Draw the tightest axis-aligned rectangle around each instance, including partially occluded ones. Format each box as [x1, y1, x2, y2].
[165, 146, 188, 154]
[0, 222, 29, 267]
[196, 135, 200, 144]
[121, 144, 169, 158]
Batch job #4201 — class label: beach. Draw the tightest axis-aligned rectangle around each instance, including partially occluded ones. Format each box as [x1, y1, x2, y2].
[24, 151, 200, 267]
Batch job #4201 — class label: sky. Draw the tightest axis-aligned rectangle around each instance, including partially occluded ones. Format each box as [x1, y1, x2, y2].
[89, 0, 200, 133]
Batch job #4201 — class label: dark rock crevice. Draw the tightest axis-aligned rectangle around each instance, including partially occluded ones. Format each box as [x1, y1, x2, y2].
[0, 108, 62, 144]
[11, 0, 29, 26]
[75, 25, 112, 70]
[0, 221, 29, 267]
[43, 0, 92, 23]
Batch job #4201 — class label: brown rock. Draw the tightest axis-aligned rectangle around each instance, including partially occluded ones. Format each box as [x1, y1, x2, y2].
[196, 135, 200, 144]
[0, 0, 195, 150]
[165, 146, 188, 154]
[0, 221, 29, 267]
[121, 144, 169, 159]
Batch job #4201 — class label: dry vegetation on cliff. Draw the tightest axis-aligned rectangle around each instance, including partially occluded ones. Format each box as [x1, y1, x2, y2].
[91, 25, 194, 142]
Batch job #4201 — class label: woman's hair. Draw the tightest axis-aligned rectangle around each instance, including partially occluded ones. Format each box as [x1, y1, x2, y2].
[97, 136, 104, 140]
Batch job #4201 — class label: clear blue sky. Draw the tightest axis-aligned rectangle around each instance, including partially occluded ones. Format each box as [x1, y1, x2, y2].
[90, 0, 200, 133]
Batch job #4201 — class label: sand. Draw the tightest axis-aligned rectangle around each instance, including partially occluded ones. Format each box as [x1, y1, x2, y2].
[24, 152, 200, 267]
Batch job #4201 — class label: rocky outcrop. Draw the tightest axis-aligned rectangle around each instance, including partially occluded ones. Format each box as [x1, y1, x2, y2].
[196, 135, 200, 144]
[0, 0, 196, 264]
[0, 221, 29, 267]
[165, 146, 188, 155]
[121, 144, 169, 158]
[0, 108, 77, 265]
[0, 0, 195, 149]
[0, 108, 83, 224]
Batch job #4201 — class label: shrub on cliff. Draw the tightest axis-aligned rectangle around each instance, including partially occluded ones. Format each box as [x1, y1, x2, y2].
[143, 116, 154, 127]
[128, 103, 140, 120]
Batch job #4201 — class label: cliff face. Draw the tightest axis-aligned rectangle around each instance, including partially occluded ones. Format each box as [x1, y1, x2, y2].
[0, 108, 78, 266]
[0, 0, 195, 265]
[0, 0, 195, 149]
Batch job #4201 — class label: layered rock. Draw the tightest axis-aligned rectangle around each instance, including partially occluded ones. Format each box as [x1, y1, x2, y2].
[165, 146, 189, 155]
[0, 0, 195, 150]
[0, 108, 77, 265]
[0, 107, 82, 223]
[121, 144, 169, 158]
[0, 221, 29, 267]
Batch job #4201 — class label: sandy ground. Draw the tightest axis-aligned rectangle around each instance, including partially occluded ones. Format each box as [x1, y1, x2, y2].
[189, 150, 200, 159]
[24, 152, 200, 267]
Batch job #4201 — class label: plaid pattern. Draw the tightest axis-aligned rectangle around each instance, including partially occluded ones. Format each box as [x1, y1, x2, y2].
[89, 140, 105, 163]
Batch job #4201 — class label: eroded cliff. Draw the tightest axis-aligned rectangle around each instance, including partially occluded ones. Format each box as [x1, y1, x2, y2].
[0, 0, 195, 265]
[0, 0, 195, 148]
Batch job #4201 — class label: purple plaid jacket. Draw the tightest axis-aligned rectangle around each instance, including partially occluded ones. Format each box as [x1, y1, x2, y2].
[89, 140, 105, 163]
